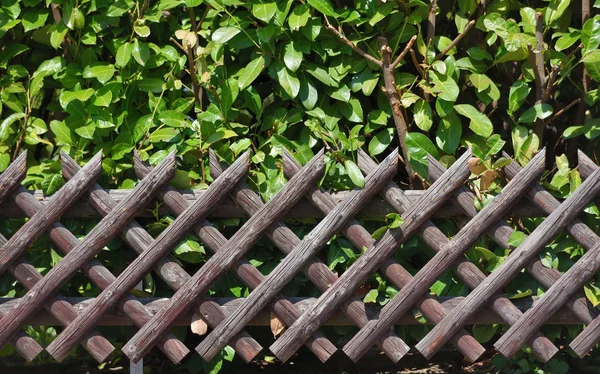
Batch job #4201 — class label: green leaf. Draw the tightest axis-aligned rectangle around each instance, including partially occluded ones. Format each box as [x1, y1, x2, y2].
[340, 98, 363, 123]
[518, 103, 554, 123]
[344, 159, 365, 188]
[93, 87, 113, 107]
[59, 88, 95, 108]
[508, 231, 527, 248]
[369, 128, 394, 156]
[414, 100, 433, 131]
[473, 325, 498, 344]
[288, 5, 309, 31]
[22, 10, 49, 32]
[454, 104, 493, 138]
[283, 42, 302, 72]
[307, 0, 335, 17]
[0, 153, 9, 173]
[582, 15, 600, 52]
[220, 77, 239, 115]
[436, 112, 462, 153]
[82, 64, 116, 84]
[238, 56, 266, 90]
[150, 127, 180, 142]
[306, 64, 338, 86]
[42, 174, 64, 195]
[159, 111, 187, 127]
[363, 289, 378, 303]
[276, 64, 300, 98]
[583, 50, 600, 82]
[116, 42, 133, 67]
[0, 113, 25, 141]
[75, 123, 96, 139]
[508, 80, 530, 113]
[212, 26, 240, 44]
[429, 71, 459, 102]
[132, 39, 150, 66]
[252, 2, 278, 22]
[406, 132, 438, 179]
[50, 120, 73, 145]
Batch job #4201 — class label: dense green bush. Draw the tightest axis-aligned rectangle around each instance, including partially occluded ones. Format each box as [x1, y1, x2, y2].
[0, 0, 599, 372]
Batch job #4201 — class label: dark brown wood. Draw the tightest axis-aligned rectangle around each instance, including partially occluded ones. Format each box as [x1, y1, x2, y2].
[413, 150, 600, 362]
[46, 152, 248, 363]
[197, 150, 399, 362]
[564, 151, 600, 357]
[420, 153, 573, 361]
[124, 150, 324, 363]
[0, 220, 115, 363]
[0, 151, 102, 275]
[343, 149, 546, 363]
[206, 150, 404, 362]
[0, 153, 175, 356]
[282, 150, 485, 362]
[0, 296, 585, 326]
[269, 149, 471, 363]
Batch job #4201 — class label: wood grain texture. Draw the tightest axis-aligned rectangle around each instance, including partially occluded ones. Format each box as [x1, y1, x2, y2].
[281, 150, 484, 363]
[563, 151, 600, 357]
[489, 152, 600, 358]
[420, 153, 564, 361]
[0, 151, 101, 275]
[412, 149, 600, 361]
[197, 150, 399, 362]
[205, 150, 407, 362]
[344, 149, 546, 362]
[0, 189, 549, 219]
[45, 152, 247, 363]
[123, 150, 323, 363]
[269, 149, 470, 363]
[0, 200, 115, 363]
[0, 153, 175, 356]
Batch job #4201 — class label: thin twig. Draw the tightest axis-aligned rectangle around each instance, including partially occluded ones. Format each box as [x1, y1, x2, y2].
[324, 16, 382, 67]
[426, 0, 437, 46]
[546, 98, 581, 124]
[410, 48, 426, 78]
[391, 36, 417, 69]
[169, 37, 186, 53]
[544, 44, 582, 101]
[433, 20, 475, 62]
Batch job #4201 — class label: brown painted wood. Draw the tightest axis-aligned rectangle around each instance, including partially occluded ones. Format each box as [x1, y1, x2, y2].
[0, 189, 549, 219]
[45, 152, 248, 363]
[0, 151, 102, 275]
[280, 150, 485, 362]
[196, 150, 400, 362]
[135, 153, 336, 363]
[123, 150, 323, 363]
[412, 150, 600, 362]
[269, 149, 471, 363]
[343, 149, 547, 363]
[0, 153, 176, 358]
[417, 153, 568, 361]
[0, 296, 585, 326]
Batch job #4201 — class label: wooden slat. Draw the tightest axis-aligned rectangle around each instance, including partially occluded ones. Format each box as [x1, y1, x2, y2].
[123, 150, 324, 363]
[343, 149, 547, 363]
[0, 151, 101, 275]
[0, 296, 587, 326]
[411, 154, 572, 361]
[136, 153, 336, 363]
[0, 190, 550, 220]
[0, 153, 176, 358]
[269, 149, 471, 363]
[559, 151, 600, 357]
[281, 150, 485, 362]
[45, 152, 249, 362]
[196, 150, 400, 362]
[412, 149, 600, 361]
[0, 152, 44, 362]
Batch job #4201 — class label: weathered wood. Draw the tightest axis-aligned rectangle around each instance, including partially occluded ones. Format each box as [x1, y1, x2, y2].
[281, 150, 485, 362]
[0, 151, 101, 275]
[0, 189, 550, 219]
[206, 150, 403, 362]
[197, 150, 400, 362]
[343, 149, 546, 363]
[0, 151, 45, 362]
[0, 218, 115, 363]
[412, 150, 600, 361]
[419, 153, 571, 361]
[0, 153, 176, 357]
[269, 149, 470, 363]
[563, 151, 600, 357]
[123, 150, 324, 363]
[149, 152, 337, 362]
[0, 296, 584, 326]
[45, 152, 248, 363]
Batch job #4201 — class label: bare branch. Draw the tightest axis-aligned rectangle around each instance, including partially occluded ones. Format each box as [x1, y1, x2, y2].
[545, 44, 582, 101]
[545, 98, 581, 124]
[426, 0, 437, 46]
[390, 36, 417, 70]
[434, 20, 475, 62]
[324, 17, 383, 67]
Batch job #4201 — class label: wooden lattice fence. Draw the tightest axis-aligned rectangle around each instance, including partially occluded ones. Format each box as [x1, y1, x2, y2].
[1, 147, 600, 368]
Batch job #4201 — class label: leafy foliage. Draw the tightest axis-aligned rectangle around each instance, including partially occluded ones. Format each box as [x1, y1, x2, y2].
[0, 0, 600, 372]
